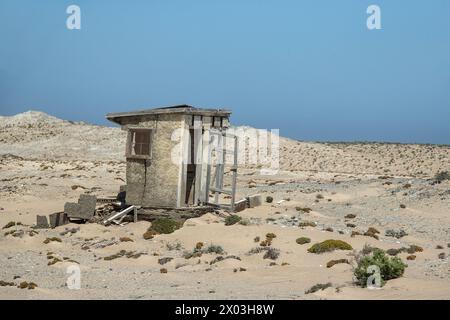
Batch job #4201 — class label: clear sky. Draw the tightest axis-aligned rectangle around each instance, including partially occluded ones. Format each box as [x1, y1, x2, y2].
[1, 0, 449, 144]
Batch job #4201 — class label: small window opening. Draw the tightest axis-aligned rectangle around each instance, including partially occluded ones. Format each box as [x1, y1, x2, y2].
[126, 129, 152, 159]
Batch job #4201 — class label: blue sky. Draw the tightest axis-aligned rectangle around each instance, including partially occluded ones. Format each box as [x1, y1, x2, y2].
[1, 0, 449, 144]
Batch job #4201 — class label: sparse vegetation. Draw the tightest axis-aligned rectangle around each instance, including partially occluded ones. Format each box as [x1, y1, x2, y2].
[385, 229, 408, 239]
[17, 281, 38, 290]
[354, 248, 407, 287]
[433, 171, 450, 184]
[2, 221, 17, 229]
[150, 218, 181, 234]
[307, 240, 352, 254]
[305, 282, 332, 294]
[143, 229, 157, 240]
[263, 247, 280, 260]
[119, 237, 133, 242]
[0, 280, 15, 286]
[345, 214, 356, 219]
[296, 237, 311, 245]
[43, 237, 62, 244]
[183, 243, 224, 259]
[266, 196, 273, 203]
[364, 227, 380, 240]
[296, 207, 312, 213]
[225, 215, 242, 226]
[298, 221, 316, 228]
[326, 259, 349, 268]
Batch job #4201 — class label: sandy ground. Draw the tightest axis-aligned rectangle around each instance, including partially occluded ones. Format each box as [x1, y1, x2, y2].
[0, 111, 449, 299]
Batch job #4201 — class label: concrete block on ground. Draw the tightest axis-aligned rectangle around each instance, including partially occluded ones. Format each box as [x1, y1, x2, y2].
[78, 194, 96, 219]
[49, 212, 68, 228]
[35, 215, 49, 229]
[234, 198, 248, 212]
[247, 194, 262, 208]
[64, 202, 82, 219]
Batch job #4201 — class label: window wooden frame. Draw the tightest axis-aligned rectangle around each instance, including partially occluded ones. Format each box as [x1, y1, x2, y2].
[126, 128, 153, 160]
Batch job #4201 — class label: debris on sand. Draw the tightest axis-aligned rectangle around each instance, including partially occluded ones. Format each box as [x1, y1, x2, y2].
[80, 238, 119, 250]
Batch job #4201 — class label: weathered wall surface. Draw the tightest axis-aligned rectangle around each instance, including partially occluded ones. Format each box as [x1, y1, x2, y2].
[122, 114, 184, 207]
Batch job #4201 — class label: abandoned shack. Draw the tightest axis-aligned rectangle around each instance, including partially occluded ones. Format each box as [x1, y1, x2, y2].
[106, 105, 239, 211]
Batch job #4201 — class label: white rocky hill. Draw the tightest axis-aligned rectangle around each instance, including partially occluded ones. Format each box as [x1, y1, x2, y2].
[1, 110, 449, 177]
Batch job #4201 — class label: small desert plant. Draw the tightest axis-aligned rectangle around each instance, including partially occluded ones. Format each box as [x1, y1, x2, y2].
[2, 221, 17, 229]
[326, 259, 349, 268]
[225, 215, 242, 226]
[166, 241, 183, 251]
[143, 229, 158, 240]
[266, 196, 273, 203]
[345, 214, 356, 219]
[305, 282, 332, 294]
[354, 248, 407, 287]
[195, 242, 204, 250]
[150, 218, 181, 234]
[385, 229, 408, 239]
[406, 245, 423, 254]
[296, 207, 312, 213]
[316, 194, 324, 200]
[307, 239, 352, 254]
[205, 244, 224, 254]
[43, 237, 62, 244]
[119, 237, 133, 242]
[433, 171, 450, 183]
[298, 221, 316, 228]
[399, 204, 406, 209]
[263, 247, 280, 260]
[364, 227, 380, 240]
[266, 233, 277, 240]
[296, 237, 311, 245]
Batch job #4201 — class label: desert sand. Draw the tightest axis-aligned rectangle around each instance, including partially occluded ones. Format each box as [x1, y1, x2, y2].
[0, 111, 449, 299]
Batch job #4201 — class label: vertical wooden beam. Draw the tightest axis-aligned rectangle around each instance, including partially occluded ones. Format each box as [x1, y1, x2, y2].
[193, 116, 203, 205]
[200, 117, 212, 203]
[176, 115, 190, 208]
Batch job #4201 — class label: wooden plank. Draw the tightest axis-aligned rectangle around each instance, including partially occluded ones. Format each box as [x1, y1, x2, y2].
[193, 116, 203, 204]
[200, 117, 212, 203]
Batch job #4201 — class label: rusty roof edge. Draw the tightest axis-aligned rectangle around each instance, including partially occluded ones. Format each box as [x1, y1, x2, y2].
[106, 105, 232, 124]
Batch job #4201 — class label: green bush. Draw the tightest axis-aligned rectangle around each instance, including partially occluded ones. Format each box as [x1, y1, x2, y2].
[296, 237, 311, 245]
[150, 218, 181, 234]
[225, 215, 242, 226]
[354, 248, 407, 287]
[307, 239, 352, 254]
